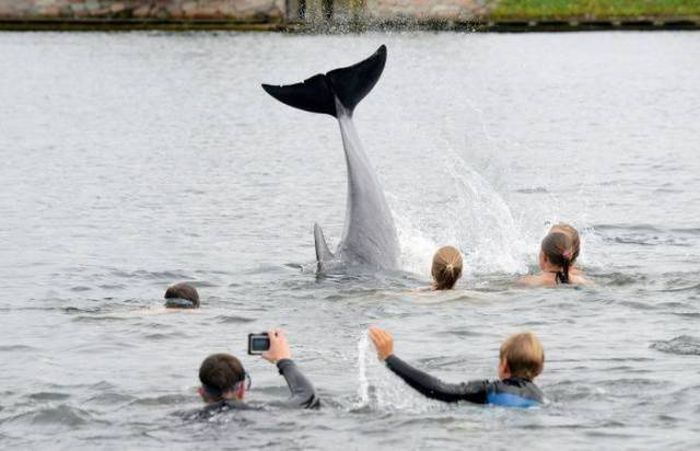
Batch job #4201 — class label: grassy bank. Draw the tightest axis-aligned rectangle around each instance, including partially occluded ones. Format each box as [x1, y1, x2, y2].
[489, 0, 700, 20]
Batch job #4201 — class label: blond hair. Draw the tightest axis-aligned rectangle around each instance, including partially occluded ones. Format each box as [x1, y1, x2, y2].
[499, 332, 545, 380]
[431, 246, 463, 290]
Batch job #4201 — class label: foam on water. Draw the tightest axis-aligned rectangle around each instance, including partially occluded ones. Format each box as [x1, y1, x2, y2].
[391, 146, 530, 277]
[356, 333, 439, 412]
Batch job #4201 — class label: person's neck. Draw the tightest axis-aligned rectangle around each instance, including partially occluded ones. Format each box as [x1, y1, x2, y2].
[207, 392, 240, 405]
[503, 375, 532, 382]
[542, 264, 562, 275]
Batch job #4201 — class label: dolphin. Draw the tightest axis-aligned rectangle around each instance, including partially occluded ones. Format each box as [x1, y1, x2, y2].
[262, 45, 400, 273]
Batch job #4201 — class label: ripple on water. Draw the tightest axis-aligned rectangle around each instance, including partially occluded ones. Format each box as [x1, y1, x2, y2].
[0, 344, 36, 352]
[650, 336, 700, 356]
[658, 283, 700, 293]
[214, 315, 256, 324]
[27, 392, 71, 401]
[2, 405, 95, 429]
[130, 394, 192, 407]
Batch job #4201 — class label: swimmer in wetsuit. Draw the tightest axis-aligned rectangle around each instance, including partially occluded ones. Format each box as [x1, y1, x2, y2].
[192, 329, 319, 419]
[369, 327, 545, 407]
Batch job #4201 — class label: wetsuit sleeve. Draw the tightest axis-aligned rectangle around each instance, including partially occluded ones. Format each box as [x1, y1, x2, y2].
[275, 359, 320, 409]
[385, 355, 488, 404]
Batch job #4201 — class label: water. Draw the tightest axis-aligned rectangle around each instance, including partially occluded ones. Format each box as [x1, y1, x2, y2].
[1, 31, 699, 449]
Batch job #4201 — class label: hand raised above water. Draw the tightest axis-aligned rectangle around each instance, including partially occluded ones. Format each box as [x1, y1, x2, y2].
[262, 328, 292, 363]
[369, 326, 394, 361]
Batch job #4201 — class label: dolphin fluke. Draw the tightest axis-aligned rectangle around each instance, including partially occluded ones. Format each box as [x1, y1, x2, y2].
[313, 223, 334, 265]
[263, 46, 400, 273]
[262, 45, 387, 118]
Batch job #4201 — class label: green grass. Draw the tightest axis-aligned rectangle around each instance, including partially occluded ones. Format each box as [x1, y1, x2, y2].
[489, 0, 700, 20]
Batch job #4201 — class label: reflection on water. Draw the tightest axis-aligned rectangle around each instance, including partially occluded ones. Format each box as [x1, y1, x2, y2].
[1, 31, 700, 449]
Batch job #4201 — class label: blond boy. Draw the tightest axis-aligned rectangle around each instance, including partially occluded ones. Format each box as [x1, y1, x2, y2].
[369, 328, 545, 407]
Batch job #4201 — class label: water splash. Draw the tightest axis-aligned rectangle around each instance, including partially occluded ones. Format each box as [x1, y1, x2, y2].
[390, 145, 529, 277]
[355, 333, 440, 412]
[356, 333, 371, 408]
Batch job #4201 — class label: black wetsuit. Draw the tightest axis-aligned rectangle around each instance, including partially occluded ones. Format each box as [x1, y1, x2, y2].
[191, 359, 319, 419]
[385, 355, 543, 408]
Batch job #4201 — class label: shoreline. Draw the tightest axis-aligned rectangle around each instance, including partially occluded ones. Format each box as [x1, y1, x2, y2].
[1, 17, 699, 32]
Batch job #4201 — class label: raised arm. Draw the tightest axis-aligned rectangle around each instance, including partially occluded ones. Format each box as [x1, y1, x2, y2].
[369, 327, 488, 404]
[275, 359, 320, 409]
[263, 329, 320, 409]
[384, 354, 488, 403]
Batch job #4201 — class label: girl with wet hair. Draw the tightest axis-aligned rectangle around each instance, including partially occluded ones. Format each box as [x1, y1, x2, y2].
[431, 246, 463, 290]
[541, 232, 573, 284]
[518, 230, 589, 288]
[549, 222, 584, 276]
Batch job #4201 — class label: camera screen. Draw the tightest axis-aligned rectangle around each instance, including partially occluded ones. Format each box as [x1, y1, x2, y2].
[251, 337, 270, 351]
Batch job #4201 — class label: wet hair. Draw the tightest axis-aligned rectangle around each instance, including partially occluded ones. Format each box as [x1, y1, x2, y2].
[199, 353, 245, 401]
[500, 332, 545, 380]
[550, 223, 580, 263]
[164, 282, 200, 308]
[541, 231, 573, 284]
[431, 246, 463, 290]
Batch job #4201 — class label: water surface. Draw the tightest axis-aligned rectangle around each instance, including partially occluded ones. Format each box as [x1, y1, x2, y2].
[1, 31, 699, 449]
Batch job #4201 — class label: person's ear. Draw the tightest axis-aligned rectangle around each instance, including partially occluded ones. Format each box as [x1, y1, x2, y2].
[235, 383, 246, 400]
[197, 387, 207, 401]
[498, 358, 510, 377]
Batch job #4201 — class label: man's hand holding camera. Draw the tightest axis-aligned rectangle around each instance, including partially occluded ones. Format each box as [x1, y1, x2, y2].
[263, 328, 292, 363]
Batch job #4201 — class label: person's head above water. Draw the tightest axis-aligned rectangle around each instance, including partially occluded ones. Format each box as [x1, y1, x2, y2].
[431, 246, 463, 290]
[539, 231, 573, 284]
[498, 331, 544, 381]
[549, 222, 580, 263]
[198, 353, 248, 403]
[164, 282, 200, 309]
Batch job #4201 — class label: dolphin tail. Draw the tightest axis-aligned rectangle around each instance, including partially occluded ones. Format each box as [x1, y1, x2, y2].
[261, 45, 387, 118]
[314, 223, 334, 266]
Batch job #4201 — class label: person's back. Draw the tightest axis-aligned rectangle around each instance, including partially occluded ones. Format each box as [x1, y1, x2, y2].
[369, 327, 545, 407]
[190, 329, 319, 420]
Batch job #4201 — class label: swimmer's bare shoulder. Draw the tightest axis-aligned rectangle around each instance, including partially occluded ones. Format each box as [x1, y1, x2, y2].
[516, 275, 541, 287]
[516, 274, 557, 288]
[570, 274, 594, 286]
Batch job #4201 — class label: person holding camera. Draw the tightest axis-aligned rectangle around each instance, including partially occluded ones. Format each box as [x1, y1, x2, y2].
[192, 329, 319, 418]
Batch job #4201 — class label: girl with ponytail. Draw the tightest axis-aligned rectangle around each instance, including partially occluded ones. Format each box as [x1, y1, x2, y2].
[518, 230, 590, 288]
[431, 246, 463, 290]
[549, 222, 584, 277]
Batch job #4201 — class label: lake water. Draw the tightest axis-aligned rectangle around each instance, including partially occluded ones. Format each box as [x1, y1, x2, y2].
[1, 31, 699, 449]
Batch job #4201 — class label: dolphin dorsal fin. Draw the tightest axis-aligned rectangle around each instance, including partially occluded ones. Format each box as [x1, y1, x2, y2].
[314, 223, 334, 263]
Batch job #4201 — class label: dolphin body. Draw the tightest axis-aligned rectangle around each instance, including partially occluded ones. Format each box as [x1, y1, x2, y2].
[262, 45, 400, 273]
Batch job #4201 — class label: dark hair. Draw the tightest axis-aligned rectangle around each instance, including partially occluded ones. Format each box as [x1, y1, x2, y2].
[431, 246, 463, 290]
[551, 223, 580, 263]
[541, 232, 573, 284]
[199, 353, 245, 400]
[164, 282, 200, 308]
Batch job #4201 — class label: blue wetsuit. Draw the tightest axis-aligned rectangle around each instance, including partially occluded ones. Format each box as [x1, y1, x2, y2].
[385, 355, 543, 408]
